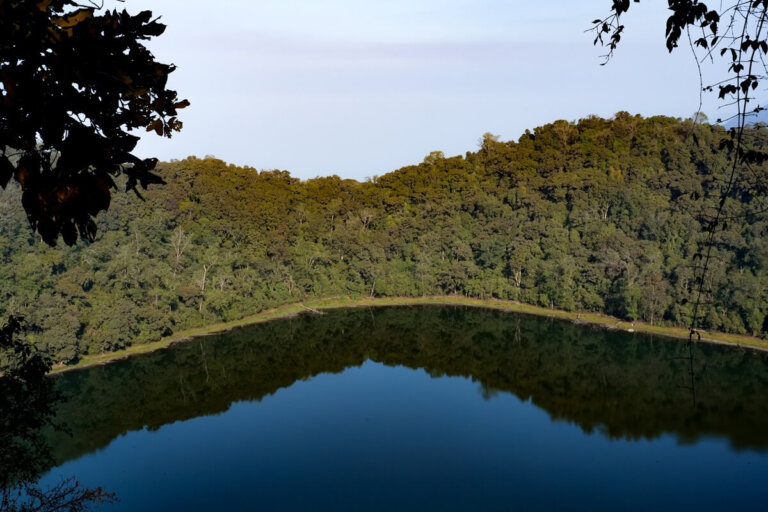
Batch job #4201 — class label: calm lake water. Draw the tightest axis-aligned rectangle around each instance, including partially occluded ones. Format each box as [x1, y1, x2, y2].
[41, 306, 768, 511]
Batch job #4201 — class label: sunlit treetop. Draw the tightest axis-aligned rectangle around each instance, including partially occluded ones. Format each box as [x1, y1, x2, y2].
[0, 0, 188, 245]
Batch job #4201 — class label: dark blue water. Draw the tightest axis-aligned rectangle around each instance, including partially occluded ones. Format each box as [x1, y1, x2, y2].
[37, 307, 768, 510]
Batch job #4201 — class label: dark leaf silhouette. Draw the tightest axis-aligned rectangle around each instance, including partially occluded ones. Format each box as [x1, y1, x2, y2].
[0, 0, 188, 245]
[1, 317, 116, 510]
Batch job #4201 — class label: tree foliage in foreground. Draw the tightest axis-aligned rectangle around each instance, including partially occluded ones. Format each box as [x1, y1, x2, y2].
[0, 0, 188, 245]
[0, 114, 766, 364]
[0, 317, 114, 511]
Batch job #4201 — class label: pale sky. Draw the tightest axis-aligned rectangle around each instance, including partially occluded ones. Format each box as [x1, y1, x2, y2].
[119, 1, 720, 180]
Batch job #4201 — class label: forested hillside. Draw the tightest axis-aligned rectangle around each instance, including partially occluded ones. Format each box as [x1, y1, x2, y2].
[1, 113, 766, 364]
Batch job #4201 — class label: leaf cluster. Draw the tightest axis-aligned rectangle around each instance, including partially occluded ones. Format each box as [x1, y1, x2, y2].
[0, 0, 187, 245]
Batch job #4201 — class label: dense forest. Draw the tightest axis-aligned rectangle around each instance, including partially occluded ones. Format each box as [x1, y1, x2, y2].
[1, 113, 766, 364]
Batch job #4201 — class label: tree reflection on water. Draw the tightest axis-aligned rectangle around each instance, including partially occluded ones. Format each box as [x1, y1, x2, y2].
[48, 306, 768, 470]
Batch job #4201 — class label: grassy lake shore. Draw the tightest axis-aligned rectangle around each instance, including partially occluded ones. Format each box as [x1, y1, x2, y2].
[50, 295, 768, 374]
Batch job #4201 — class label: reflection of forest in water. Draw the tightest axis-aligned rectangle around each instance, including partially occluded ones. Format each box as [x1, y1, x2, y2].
[48, 306, 768, 467]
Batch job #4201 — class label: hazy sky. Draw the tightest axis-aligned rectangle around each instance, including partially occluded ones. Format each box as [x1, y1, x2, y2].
[121, 1, 717, 180]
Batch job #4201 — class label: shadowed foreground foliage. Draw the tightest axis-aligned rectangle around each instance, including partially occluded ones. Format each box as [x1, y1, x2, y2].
[1, 114, 766, 364]
[0, 317, 114, 511]
[0, 0, 187, 245]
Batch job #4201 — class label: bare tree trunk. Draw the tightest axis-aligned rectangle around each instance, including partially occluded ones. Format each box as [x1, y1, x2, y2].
[171, 227, 191, 274]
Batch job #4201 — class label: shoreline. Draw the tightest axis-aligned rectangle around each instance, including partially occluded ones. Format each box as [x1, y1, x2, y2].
[49, 295, 768, 375]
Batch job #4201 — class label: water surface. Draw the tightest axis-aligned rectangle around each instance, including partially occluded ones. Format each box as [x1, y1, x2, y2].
[42, 306, 768, 510]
